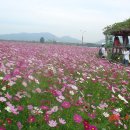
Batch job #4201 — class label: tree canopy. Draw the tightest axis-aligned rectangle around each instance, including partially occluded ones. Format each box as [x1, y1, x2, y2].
[40, 37, 45, 43]
[103, 18, 130, 35]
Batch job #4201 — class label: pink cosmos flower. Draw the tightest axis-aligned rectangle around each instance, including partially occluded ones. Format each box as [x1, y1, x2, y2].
[6, 102, 19, 115]
[12, 68, 20, 76]
[27, 105, 33, 110]
[98, 102, 108, 109]
[50, 89, 62, 96]
[0, 97, 6, 102]
[5, 93, 12, 100]
[61, 86, 65, 92]
[17, 106, 24, 111]
[35, 88, 41, 93]
[17, 121, 23, 130]
[48, 120, 57, 127]
[88, 113, 96, 119]
[73, 114, 83, 123]
[61, 101, 71, 108]
[55, 90, 62, 96]
[59, 118, 66, 124]
[76, 98, 83, 106]
[13, 96, 20, 101]
[3, 74, 11, 81]
[121, 80, 128, 85]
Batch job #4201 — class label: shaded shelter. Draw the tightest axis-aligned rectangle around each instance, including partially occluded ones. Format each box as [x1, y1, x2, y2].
[103, 18, 130, 55]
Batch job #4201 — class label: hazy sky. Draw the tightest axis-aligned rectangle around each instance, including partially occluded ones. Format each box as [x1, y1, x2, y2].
[0, 0, 130, 42]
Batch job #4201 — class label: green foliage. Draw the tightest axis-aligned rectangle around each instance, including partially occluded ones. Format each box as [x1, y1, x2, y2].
[103, 18, 130, 35]
[40, 37, 45, 43]
[107, 52, 123, 63]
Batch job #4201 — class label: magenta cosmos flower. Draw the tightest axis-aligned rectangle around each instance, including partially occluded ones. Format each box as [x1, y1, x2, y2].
[40, 105, 49, 110]
[27, 115, 36, 123]
[89, 125, 98, 130]
[44, 114, 50, 122]
[83, 119, 90, 130]
[0, 126, 6, 130]
[61, 101, 71, 108]
[73, 114, 83, 123]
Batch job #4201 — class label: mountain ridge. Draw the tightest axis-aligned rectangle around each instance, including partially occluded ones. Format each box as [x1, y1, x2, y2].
[0, 32, 81, 43]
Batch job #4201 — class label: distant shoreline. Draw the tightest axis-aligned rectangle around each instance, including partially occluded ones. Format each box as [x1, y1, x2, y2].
[0, 39, 99, 47]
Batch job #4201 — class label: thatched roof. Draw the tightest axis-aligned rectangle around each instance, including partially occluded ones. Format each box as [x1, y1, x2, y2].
[103, 18, 130, 35]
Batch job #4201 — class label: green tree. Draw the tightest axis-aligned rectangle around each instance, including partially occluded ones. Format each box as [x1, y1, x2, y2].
[40, 37, 45, 43]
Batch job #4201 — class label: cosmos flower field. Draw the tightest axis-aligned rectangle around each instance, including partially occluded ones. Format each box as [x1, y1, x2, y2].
[0, 41, 130, 130]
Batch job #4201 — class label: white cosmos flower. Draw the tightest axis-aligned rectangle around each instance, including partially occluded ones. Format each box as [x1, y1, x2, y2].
[124, 124, 127, 129]
[1, 86, 6, 91]
[16, 75, 21, 78]
[8, 81, 16, 86]
[56, 97, 62, 102]
[69, 91, 74, 95]
[0, 77, 3, 80]
[0, 97, 6, 102]
[5, 106, 11, 112]
[80, 91, 84, 97]
[118, 94, 128, 104]
[58, 95, 65, 100]
[112, 87, 115, 93]
[75, 78, 79, 81]
[103, 112, 109, 117]
[92, 78, 96, 81]
[51, 106, 58, 112]
[69, 84, 78, 90]
[91, 105, 96, 109]
[77, 72, 80, 75]
[22, 81, 27, 87]
[31, 107, 43, 114]
[80, 78, 84, 81]
[87, 77, 90, 79]
[28, 75, 34, 80]
[115, 108, 122, 112]
[34, 79, 39, 84]
[47, 64, 56, 74]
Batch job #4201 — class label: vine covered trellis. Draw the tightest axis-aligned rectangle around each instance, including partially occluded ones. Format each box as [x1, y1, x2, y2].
[103, 18, 130, 62]
[103, 18, 130, 36]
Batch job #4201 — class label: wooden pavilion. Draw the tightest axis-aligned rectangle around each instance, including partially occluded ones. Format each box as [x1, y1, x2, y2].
[103, 18, 130, 60]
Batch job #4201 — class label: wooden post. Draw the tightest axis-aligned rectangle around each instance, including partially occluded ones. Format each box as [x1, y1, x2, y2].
[123, 35, 129, 47]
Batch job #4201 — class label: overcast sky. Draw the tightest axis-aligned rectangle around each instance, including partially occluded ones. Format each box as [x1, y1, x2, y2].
[0, 0, 130, 43]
